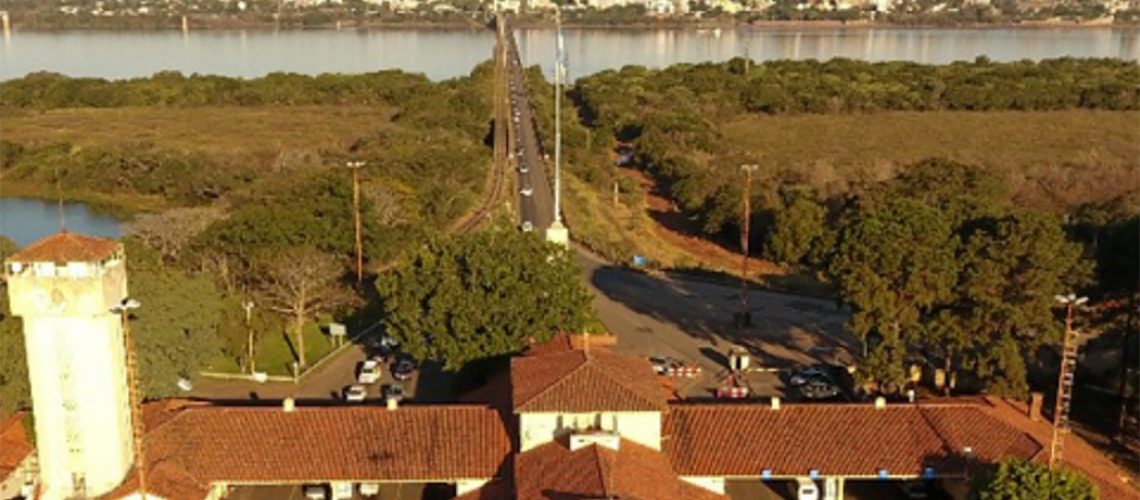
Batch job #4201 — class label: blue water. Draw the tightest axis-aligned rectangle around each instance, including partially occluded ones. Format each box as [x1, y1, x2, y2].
[0, 198, 123, 247]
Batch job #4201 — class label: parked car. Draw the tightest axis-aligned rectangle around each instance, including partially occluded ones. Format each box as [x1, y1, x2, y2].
[304, 485, 328, 500]
[343, 384, 367, 402]
[789, 366, 830, 387]
[358, 359, 382, 384]
[383, 383, 406, 402]
[800, 379, 841, 400]
[899, 481, 933, 499]
[648, 355, 680, 375]
[795, 478, 819, 500]
[392, 359, 416, 381]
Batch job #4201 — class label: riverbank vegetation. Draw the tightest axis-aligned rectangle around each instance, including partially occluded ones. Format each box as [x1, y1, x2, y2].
[531, 57, 1137, 408]
[0, 66, 495, 407]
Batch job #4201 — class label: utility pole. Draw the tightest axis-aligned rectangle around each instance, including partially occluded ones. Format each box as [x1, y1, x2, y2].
[112, 298, 146, 499]
[737, 164, 759, 330]
[1050, 293, 1088, 470]
[243, 300, 256, 374]
[345, 160, 365, 284]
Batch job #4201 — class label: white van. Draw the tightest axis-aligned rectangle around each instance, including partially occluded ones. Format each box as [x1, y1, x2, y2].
[796, 478, 819, 500]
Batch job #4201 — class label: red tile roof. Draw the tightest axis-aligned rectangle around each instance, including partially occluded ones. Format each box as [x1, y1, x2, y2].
[515, 437, 725, 500]
[0, 413, 34, 481]
[665, 401, 1041, 478]
[5, 232, 120, 263]
[511, 348, 667, 413]
[105, 402, 512, 499]
[980, 398, 1137, 500]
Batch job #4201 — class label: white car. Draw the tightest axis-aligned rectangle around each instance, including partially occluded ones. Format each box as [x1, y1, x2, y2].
[357, 359, 381, 384]
[520, 186, 533, 196]
[521, 221, 534, 232]
[303, 485, 328, 500]
[344, 384, 367, 403]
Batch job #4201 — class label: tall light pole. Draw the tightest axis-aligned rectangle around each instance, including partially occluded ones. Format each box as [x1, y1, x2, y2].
[737, 163, 759, 329]
[545, 6, 570, 247]
[111, 298, 145, 499]
[1050, 293, 1088, 470]
[345, 160, 365, 284]
[243, 300, 256, 374]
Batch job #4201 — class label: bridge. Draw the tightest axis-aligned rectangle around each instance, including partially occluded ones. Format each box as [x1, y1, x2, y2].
[488, 13, 559, 237]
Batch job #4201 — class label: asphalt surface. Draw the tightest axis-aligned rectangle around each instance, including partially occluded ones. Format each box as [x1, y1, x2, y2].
[507, 32, 555, 232]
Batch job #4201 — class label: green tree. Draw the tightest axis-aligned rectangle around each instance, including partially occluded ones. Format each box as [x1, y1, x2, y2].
[763, 186, 832, 267]
[377, 229, 596, 370]
[829, 198, 959, 391]
[974, 458, 1098, 500]
[0, 236, 30, 418]
[125, 239, 226, 398]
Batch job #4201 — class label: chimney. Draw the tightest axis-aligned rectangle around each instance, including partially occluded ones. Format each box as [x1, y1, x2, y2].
[283, 397, 295, 413]
[1029, 392, 1044, 421]
[770, 396, 781, 410]
[386, 396, 399, 411]
[874, 396, 887, 409]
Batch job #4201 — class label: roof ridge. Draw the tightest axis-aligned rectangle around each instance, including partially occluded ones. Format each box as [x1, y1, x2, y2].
[515, 352, 590, 409]
[591, 444, 613, 497]
[583, 359, 663, 411]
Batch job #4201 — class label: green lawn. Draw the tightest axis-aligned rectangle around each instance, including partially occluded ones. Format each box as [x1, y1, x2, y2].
[208, 321, 338, 377]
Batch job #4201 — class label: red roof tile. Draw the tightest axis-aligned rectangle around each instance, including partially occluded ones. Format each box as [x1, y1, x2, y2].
[511, 349, 667, 413]
[5, 232, 120, 263]
[0, 413, 34, 481]
[105, 402, 512, 499]
[515, 437, 725, 500]
[665, 401, 1042, 478]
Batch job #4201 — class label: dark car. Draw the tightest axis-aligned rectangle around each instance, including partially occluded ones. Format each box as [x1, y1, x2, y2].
[392, 359, 416, 381]
[800, 379, 841, 400]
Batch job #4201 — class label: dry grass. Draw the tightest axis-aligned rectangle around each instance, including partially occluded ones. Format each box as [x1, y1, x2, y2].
[1, 105, 397, 162]
[721, 110, 1140, 210]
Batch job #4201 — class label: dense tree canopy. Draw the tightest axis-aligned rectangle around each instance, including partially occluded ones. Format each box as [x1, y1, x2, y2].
[828, 162, 1091, 395]
[377, 229, 596, 370]
[973, 458, 1098, 500]
[0, 237, 29, 418]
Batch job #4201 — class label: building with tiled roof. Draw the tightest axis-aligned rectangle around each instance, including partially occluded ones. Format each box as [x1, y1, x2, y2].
[5, 233, 1135, 500]
[4, 232, 121, 264]
[0, 414, 36, 499]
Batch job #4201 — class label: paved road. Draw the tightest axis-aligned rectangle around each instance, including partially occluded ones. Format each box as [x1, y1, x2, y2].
[506, 30, 555, 232]
[575, 245, 854, 398]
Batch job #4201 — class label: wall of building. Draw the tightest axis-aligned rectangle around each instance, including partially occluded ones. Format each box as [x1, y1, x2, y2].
[680, 476, 726, 495]
[8, 260, 133, 499]
[0, 454, 36, 500]
[455, 479, 490, 496]
[518, 411, 661, 451]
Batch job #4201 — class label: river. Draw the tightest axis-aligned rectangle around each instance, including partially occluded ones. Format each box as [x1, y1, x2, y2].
[1, 27, 1137, 82]
[0, 198, 123, 247]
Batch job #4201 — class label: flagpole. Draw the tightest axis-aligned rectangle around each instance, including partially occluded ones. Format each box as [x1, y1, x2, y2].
[553, 6, 563, 225]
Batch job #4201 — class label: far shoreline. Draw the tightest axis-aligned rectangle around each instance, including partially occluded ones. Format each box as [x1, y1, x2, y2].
[6, 18, 1139, 33]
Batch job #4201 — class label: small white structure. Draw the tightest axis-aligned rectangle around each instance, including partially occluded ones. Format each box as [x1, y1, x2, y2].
[5, 233, 135, 499]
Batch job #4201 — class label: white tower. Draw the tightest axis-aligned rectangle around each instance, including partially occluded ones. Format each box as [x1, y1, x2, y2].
[4, 232, 134, 499]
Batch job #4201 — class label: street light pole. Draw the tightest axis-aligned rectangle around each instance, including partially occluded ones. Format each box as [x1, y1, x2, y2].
[243, 300, 255, 374]
[111, 298, 145, 499]
[345, 160, 365, 284]
[738, 164, 759, 329]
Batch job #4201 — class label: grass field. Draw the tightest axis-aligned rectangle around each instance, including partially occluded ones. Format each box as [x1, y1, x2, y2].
[1, 105, 396, 162]
[565, 110, 1139, 293]
[720, 110, 1140, 210]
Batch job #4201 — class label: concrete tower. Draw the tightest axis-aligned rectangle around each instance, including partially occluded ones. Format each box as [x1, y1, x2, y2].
[4, 232, 134, 499]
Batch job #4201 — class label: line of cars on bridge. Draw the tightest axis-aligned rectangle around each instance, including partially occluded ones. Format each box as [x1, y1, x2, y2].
[506, 40, 546, 234]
